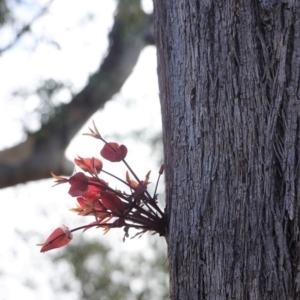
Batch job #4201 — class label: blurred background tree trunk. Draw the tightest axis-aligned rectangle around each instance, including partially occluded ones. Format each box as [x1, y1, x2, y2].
[0, 0, 154, 188]
[154, 0, 300, 298]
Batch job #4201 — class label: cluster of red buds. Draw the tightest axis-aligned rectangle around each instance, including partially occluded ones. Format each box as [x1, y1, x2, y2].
[37, 122, 167, 253]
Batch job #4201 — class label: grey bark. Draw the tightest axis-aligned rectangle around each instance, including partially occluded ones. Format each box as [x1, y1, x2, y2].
[0, 0, 153, 188]
[154, 0, 300, 299]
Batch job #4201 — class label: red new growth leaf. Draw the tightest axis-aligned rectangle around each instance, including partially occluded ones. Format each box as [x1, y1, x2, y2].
[51, 172, 68, 186]
[87, 177, 108, 194]
[74, 157, 103, 174]
[37, 225, 72, 253]
[39, 123, 167, 252]
[100, 143, 127, 162]
[100, 191, 125, 216]
[71, 192, 108, 217]
[82, 216, 113, 232]
[68, 172, 89, 197]
[126, 171, 150, 191]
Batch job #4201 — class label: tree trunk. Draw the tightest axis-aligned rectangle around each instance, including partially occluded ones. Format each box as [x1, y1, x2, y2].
[154, 1, 300, 299]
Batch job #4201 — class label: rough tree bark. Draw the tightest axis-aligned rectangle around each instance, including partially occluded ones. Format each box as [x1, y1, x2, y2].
[0, 0, 153, 188]
[154, 0, 300, 299]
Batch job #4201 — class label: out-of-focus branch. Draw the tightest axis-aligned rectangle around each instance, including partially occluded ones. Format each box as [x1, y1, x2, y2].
[0, 0, 154, 188]
[0, 0, 54, 55]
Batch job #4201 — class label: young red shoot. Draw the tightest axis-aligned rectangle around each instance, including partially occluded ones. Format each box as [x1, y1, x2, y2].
[38, 122, 167, 253]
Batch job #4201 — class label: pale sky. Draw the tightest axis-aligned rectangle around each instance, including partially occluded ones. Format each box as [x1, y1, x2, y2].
[0, 1, 166, 299]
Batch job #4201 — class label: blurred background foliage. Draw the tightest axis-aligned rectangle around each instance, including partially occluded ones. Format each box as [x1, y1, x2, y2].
[51, 236, 168, 300]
